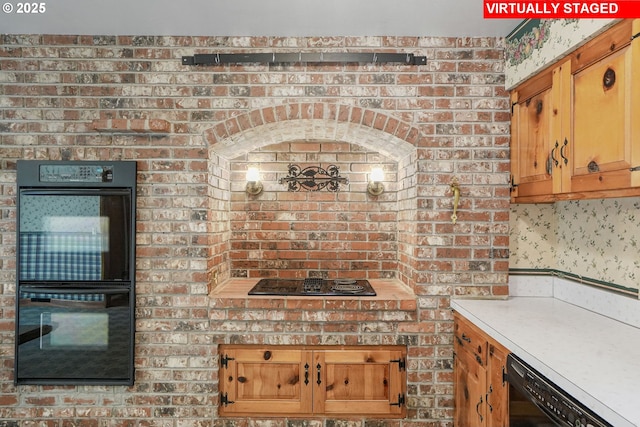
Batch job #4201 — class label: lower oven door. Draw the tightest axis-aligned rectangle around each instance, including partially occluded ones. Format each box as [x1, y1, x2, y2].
[15, 285, 133, 385]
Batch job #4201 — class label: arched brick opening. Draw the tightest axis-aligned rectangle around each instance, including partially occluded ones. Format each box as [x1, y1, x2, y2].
[204, 103, 420, 161]
[204, 102, 421, 287]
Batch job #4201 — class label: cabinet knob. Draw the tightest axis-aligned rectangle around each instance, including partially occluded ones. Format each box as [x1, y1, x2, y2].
[603, 67, 616, 89]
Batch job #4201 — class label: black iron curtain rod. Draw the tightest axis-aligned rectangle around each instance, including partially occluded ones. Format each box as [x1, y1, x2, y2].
[181, 52, 427, 66]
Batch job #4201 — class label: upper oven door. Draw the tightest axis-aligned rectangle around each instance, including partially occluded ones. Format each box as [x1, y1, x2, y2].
[18, 189, 133, 282]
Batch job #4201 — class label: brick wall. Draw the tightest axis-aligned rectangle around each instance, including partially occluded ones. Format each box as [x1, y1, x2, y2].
[229, 140, 399, 279]
[0, 34, 511, 425]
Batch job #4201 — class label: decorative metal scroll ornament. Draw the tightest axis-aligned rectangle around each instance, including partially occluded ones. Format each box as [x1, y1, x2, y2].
[279, 164, 348, 192]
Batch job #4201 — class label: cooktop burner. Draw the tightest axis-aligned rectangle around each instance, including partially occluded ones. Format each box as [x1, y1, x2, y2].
[248, 278, 376, 296]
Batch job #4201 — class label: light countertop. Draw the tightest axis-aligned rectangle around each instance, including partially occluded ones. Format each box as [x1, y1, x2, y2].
[451, 296, 640, 427]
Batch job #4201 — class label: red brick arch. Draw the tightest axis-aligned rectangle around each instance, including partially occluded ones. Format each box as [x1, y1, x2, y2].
[203, 103, 421, 160]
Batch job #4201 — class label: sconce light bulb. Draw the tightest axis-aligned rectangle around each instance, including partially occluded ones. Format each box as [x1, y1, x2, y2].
[370, 167, 384, 182]
[245, 167, 263, 195]
[246, 167, 260, 182]
[367, 167, 384, 196]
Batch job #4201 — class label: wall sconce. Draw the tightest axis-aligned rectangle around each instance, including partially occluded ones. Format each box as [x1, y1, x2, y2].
[245, 167, 263, 195]
[367, 167, 385, 196]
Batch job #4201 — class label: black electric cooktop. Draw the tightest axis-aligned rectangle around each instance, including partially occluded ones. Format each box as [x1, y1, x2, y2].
[248, 278, 376, 296]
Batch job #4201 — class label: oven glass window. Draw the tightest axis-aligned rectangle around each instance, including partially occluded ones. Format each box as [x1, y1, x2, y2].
[19, 191, 132, 282]
[16, 287, 132, 383]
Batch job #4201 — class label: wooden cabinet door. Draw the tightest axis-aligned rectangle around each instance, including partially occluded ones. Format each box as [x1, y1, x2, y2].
[219, 346, 313, 415]
[632, 19, 640, 188]
[510, 71, 554, 201]
[550, 59, 572, 195]
[313, 348, 406, 417]
[454, 313, 509, 427]
[571, 43, 635, 192]
[454, 345, 487, 427]
[486, 342, 509, 427]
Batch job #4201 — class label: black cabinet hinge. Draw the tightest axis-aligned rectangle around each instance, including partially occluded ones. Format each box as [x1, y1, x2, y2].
[390, 393, 406, 407]
[220, 354, 235, 369]
[220, 392, 235, 406]
[390, 357, 406, 371]
[510, 175, 519, 192]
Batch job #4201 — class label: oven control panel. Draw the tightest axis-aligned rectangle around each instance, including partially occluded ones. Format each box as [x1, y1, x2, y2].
[39, 164, 114, 183]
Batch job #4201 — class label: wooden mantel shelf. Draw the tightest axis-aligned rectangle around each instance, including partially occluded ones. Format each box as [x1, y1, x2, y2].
[91, 118, 171, 134]
[210, 278, 418, 312]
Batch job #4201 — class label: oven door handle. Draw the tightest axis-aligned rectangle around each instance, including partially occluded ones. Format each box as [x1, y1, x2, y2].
[19, 188, 131, 197]
[20, 286, 130, 295]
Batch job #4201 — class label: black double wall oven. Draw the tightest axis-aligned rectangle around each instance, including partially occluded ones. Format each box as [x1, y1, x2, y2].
[15, 160, 136, 385]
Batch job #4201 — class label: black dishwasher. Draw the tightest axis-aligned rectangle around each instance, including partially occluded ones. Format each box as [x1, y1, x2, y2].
[507, 354, 612, 427]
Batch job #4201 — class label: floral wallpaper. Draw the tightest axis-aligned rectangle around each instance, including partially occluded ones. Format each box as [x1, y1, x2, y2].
[505, 18, 618, 89]
[506, 19, 552, 67]
[508, 203, 556, 268]
[510, 197, 640, 296]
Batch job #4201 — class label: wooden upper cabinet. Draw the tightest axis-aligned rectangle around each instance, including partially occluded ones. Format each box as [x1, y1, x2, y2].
[510, 70, 554, 201]
[511, 19, 640, 203]
[570, 19, 639, 194]
[218, 345, 407, 418]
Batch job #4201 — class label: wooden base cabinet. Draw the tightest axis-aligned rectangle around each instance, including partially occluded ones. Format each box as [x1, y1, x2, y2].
[219, 345, 407, 417]
[454, 312, 508, 427]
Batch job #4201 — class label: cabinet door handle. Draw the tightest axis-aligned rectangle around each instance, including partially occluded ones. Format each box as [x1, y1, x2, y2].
[476, 396, 484, 422]
[460, 333, 471, 343]
[551, 141, 559, 167]
[486, 385, 493, 413]
[316, 363, 322, 385]
[560, 138, 569, 165]
[304, 363, 309, 385]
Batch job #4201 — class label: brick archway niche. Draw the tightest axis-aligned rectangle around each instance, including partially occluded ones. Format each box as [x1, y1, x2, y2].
[204, 103, 422, 288]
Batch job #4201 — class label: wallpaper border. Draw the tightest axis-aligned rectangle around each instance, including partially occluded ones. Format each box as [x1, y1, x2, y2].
[510, 268, 639, 297]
